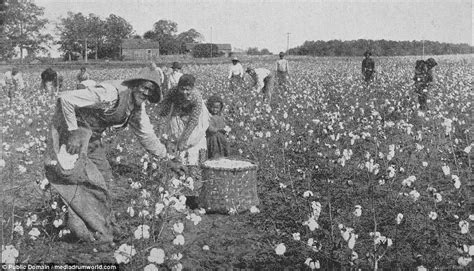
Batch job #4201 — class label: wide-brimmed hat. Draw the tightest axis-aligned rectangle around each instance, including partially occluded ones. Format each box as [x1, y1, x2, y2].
[231, 56, 239, 62]
[171, 62, 182, 69]
[364, 50, 372, 56]
[122, 67, 163, 103]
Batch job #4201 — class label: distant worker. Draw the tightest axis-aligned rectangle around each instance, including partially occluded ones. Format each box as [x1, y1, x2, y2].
[166, 62, 183, 92]
[4, 67, 25, 105]
[76, 67, 90, 83]
[275, 52, 289, 89]
[41, 67, 64, 98]
[361, 50, 375, 83]
[413, 58, 437, 111]
[228, 56, 244, 92]
[246, 67, 274, 103]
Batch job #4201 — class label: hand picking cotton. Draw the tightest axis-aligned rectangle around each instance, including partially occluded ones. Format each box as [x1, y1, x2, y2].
[203, 158, 254, 169]
[57, 144, 79, 170]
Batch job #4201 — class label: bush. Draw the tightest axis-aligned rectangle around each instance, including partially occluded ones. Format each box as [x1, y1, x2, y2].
[192, 43, 224, 58]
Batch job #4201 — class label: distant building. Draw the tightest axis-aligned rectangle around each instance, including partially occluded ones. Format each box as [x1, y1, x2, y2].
[121, 39, 160, 60]
[185, 43, 233, 57]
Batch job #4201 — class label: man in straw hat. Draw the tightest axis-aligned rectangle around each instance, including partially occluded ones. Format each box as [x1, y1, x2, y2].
[361, 50, 375, 83]
[44, 66, 182, 243]
[228, 56, 244, 92]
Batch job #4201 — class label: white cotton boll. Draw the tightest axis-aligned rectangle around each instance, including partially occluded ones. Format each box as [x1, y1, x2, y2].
[173, 234, 185, 245]
[250, 206, 260, 213]
[275, 243, 286, 255]
[144, 264, 159, 271]
[114, 244, 136, 264]
[429, 212, 438, 221]
[422, 161, 428, 167]
[452, 175, 461, 189]
[173, 222, 184, 234]
[459, 220, 469, 234]
[347, 234, 357, 249]
[134, 225, 150, 240]
[441, 164, 450, 176]
[147, 248, 165, 264]
[57, 145, 78, 170]
[303, 191, 313, 198]
[457, 256, 472, 266]
[292, 232, 301, 241]
[353, 205, 362, 217]
[202, 245, 210, 251]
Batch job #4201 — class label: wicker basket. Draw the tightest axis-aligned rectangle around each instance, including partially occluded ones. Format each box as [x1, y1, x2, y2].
[199, 157, 259, 214]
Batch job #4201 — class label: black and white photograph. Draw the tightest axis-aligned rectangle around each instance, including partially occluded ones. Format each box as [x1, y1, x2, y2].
[0, 0, 472, 270]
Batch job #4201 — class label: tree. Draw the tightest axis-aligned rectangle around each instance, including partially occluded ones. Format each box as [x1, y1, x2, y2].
[103, 14, 133, 59]
[2, 0, 52, 61]
[176, 28, 203, 53]
[144, 19, 179, 55]
[57, 12, 133, 60]
[192, 43, 222, 58]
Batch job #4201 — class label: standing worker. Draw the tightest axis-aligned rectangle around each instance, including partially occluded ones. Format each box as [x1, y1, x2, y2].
[41, 67, 64, 99]
[361, 50, 375, 83]
[275, 52, 289, 90]
[246, 67, 275, 103]
[4, 67, 25, 105]
[413, 58, 437, 111]
[44, 66, 182, 242]
[228, 56, 244, 92]
[166, 62, 183, 92]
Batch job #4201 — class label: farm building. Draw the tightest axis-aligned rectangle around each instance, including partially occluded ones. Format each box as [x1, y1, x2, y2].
[121, 39, 160, 60]
[185, 43, 233, 57]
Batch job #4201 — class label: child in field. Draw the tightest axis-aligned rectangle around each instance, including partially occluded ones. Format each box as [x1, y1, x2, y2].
[206, 95, 230, 159]
[4, 67, 25, 104]
[41, 67, 64, 98]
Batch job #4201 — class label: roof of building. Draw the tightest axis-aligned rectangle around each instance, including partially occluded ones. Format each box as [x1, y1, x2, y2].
[122, 39, 160, 49]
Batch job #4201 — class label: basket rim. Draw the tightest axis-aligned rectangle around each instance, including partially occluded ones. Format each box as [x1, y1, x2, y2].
[201, 156, 258, 171]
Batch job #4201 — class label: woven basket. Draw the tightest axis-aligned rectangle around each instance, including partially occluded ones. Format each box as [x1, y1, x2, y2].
[199, 157, 259, 214]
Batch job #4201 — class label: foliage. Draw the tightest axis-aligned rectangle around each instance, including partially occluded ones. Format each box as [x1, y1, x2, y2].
[289, 39, 474, 56]
[144, 20, 203, 55]
[1, 0, 52, 60]
[191, 43, 223, 58]
[56, 12, 133, 61]
[247, 47, 272, 55]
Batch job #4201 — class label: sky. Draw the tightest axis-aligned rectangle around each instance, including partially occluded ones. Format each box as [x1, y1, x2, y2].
[34, 0, 473, 56]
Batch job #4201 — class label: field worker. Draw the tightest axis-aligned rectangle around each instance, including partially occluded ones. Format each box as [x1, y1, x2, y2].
[246, 66, 275, 103]
[166, 61, 183, 92]
[4, 67, 25, 104]
[76, 66, 90, 83]
[361, 50, 375, 83]
[228, 56, 244, 92]
[413, 58, 437, 110]
[41, 67, 64, 99]
[159, 74, 210, 209]
[275, 52, 289, 89]
[44, 66, 183, 243]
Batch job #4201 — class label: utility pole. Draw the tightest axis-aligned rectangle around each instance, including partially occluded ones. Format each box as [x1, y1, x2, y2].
[286, 32, 291, 54]
[210, 26, 213, 58]
[422, 39, 425, 59]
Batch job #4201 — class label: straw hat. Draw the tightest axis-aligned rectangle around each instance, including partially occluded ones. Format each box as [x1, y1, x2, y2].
[123, 67, 163, 103]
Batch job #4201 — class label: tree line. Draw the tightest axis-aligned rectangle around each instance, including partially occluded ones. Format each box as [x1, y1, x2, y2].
[288, 39, 473, 56]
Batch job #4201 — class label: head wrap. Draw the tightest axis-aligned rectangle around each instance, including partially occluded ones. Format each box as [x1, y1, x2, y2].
[171, 62, 182, 69]
[177, 74, 196, 88]
[207, 94, 224, 109]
